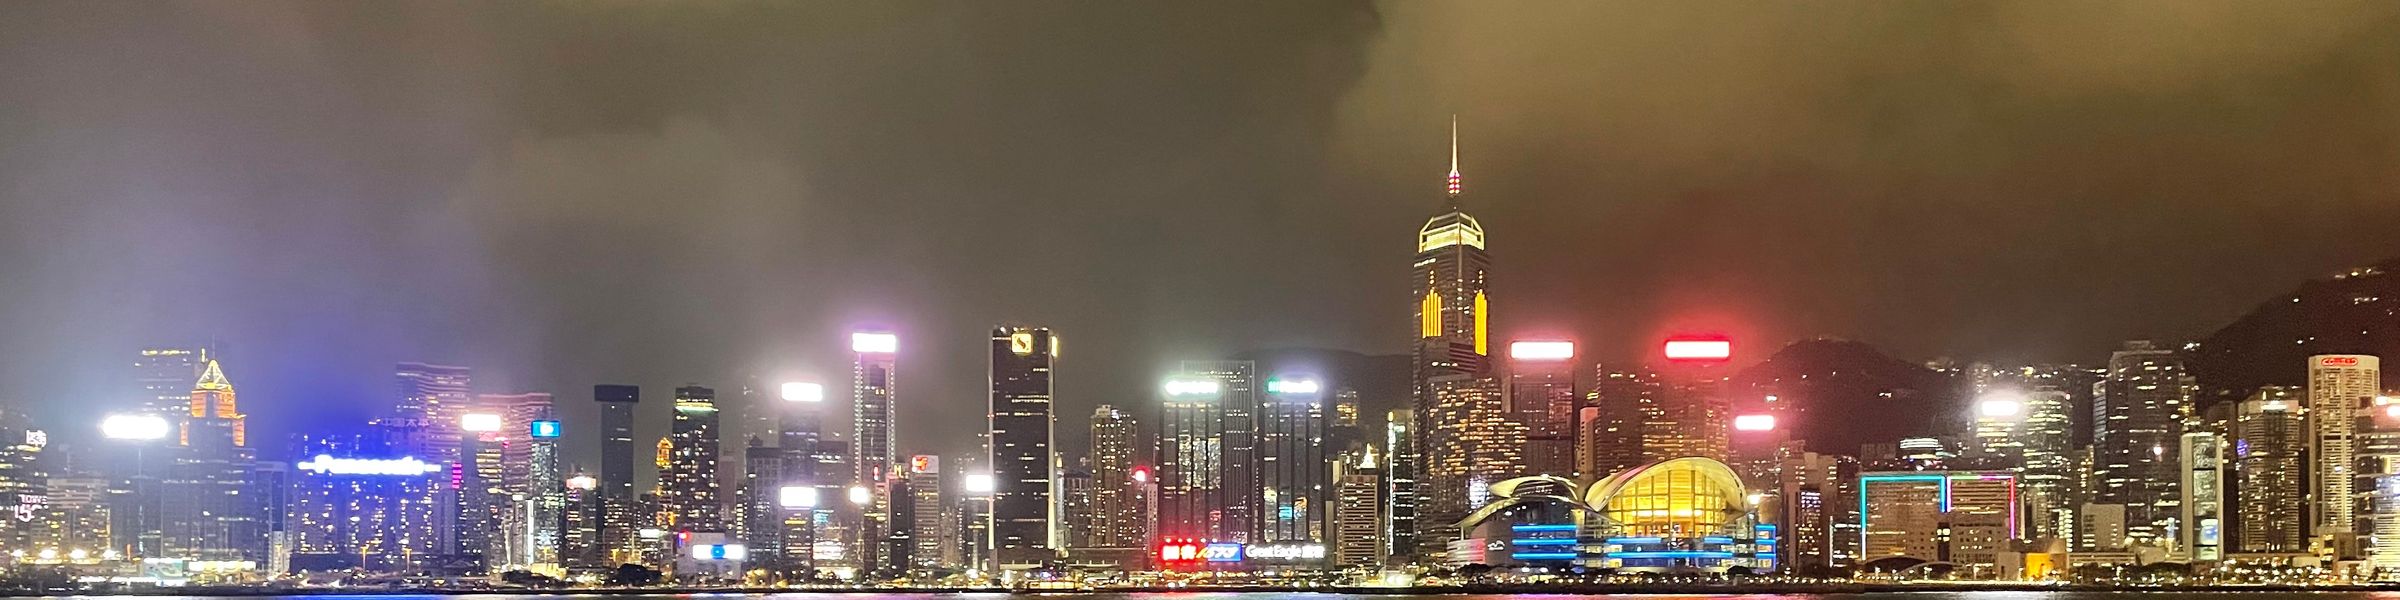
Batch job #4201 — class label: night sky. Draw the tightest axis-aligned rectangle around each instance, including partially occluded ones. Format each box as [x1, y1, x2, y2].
[3, 2, 2398, 466]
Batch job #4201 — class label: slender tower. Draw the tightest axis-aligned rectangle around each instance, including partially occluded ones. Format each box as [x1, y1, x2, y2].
[853, 332, 899, 484]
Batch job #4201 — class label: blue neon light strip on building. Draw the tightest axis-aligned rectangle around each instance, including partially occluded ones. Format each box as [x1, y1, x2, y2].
[1859, 472, 1956, 554]
[1605, 536, 1663, 544]
[1510, 552, 1580, 560]
[1512, 538, 1577, 546]
[1511, 524, 1578, 532]
[1702, 536, 1734, 544]
[1611, 551, 1735, 559]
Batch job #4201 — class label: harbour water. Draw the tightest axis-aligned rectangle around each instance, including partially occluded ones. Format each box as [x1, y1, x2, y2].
[32, 593, 2400, 600]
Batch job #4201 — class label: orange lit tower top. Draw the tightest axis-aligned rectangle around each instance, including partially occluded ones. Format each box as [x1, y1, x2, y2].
[187, 359, 247, 446]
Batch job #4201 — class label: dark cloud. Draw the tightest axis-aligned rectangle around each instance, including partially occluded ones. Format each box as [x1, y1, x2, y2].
[1, 1, 2395, 464]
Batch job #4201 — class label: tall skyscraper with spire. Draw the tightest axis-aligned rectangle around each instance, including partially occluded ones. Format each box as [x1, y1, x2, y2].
[1411, 118, 1498, 561]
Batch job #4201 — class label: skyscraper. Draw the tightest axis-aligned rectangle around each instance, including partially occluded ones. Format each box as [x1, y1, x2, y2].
[1410, 120, 1491, 563]
[1580, 367, 1656, 480]
[1331, 445, 1384, 569]
[1180, 360, 1259, 542]
[988, 326, 1058, 568]
[592, 384, 640, 562]
[1157, 376, 1238, 542]
[904, 456, 946, 569]
[1416, 372, 1520, 558]
[134, 345, 215, 418]
[2091, 341, 2192, 548]
[287, 434, 445, 571]
[0, 411, 46, 556]
[1087, 406, 1143, 548]
[2181, 431, 2225, 561]
[167, 359, 262, 560]
[663, 385, 723, 532]
[1259, 374, 1326, 543]
[1383, 408, 1417, 565]
[395, 363, 472, 463]
[2235, 386, 2307, 553]
[1506, 341, 1577, 477]
[853, 332, 899, 484]
[2019, 387, 2075, 541]
[2310, 354, 2380, 540]
[523, 411, 566, 570]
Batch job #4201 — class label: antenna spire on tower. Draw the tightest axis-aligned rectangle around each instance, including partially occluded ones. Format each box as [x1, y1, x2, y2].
[1446, 115, 1462, 197]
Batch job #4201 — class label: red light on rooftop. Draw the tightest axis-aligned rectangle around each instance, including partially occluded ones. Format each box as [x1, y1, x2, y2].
[1663, 338, 1733, 361]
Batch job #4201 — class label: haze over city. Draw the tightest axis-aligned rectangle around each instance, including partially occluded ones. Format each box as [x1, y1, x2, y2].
[5, 2, 2398, 459]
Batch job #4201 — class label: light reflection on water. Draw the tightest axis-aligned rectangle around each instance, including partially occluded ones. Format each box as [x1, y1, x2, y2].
[40, 594, 2400, 600]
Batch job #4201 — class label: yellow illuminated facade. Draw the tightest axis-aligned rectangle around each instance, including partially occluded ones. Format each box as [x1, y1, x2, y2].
[185, 359, 247, 447]
[1587, 457, 1749, 538]
[1421, 293, 1442, 338]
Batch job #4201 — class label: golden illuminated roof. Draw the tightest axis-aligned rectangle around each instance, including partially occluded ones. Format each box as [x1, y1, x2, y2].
[1417, 207, 1486, 252]
[194, 359, 233, 392]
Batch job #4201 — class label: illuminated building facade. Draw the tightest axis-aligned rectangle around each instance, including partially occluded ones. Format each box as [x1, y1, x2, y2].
[2091, 341, 2191, 547]
[1457, 458, 1774, 573]
[1411, 121, 1492, 562]
[1507, 342, 1578, 478]
[1060, 467, 1097, 549]
[1157, 376, 1240, 542]
[168, 359, 263, 561]
[1331, 446, 1384, 569]
[1647, 378, 1730, 463]
[1858, 471, 2020, 574]
[1383, 408, 1417, 564]
[664, 385, 724, 531]
[1180, 360, 1259, 542]
[395, 362, 471, 465]
[2311, 354, 2379, 540]
[853, 332, 899, 484]
[287, 433, 445, 571]
[2181, 431, 2225, 562]
[1260, 375, 1326, 544]
[1417, 373, 1520, 558]
[904, 457, 946, 568]
[1087, 406, 1144, 548]
[0, 413, 46, 555]
[135, 345, 216, 419]
[2020, 387, 2075, 540]
[2235, 387, 2307, 552]
[989, 326, 1059, 568]
[592, 384, 640, 562]
[1580, 368, 1656, 480]
[1776, 451, 1859, 573]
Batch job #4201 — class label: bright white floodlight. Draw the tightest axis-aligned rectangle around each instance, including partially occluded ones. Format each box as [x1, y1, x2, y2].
[100, 414, 172, 441]
[848, 485, 873, 506]
[781, 382, 824, 403]
[779, 485, 819, 508]
[1977, 392, 2027, 419]
[460, 413, 503, 433]
[852, 332, 898, 354]
[964, 472, 997, 495]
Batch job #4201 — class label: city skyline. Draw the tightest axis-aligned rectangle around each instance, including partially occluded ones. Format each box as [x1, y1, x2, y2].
[7, 3, 2400, 467]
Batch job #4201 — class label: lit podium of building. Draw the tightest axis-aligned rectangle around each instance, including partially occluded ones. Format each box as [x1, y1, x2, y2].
[1455, 457, 1776, 573]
